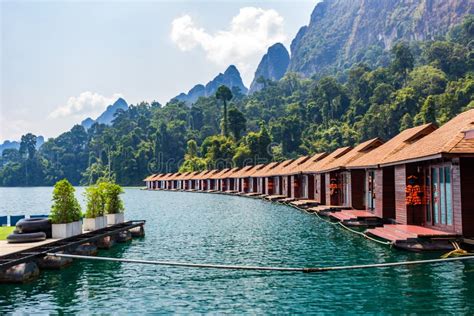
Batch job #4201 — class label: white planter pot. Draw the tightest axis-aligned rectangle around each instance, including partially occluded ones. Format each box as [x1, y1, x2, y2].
[52, 221, 82, 239]
[106, 213, 124, 226]
[83, 216, 106, 231]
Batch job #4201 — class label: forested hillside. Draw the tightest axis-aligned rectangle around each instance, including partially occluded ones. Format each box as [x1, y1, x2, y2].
[289, 0, 473, 78]
[0, 14, 472, 186]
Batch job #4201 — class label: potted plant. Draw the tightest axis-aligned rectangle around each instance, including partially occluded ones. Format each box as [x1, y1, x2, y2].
[103, 181, 125, 226]
[83, 184, 106, 231]
[50, 179, 82, 238]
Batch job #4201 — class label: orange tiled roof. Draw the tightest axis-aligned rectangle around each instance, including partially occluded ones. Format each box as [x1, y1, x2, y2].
[227, 165, 253, 178]
[229, 164, 265, 178]
[251, 161, 282, 177]
[151, 173, 164, 181]
[287, 152, 328, 174]
[347, 123, 437, 169]
[268, 156, 311, 176]
[208, 168, 231, 179]
[319, 138, 384, 172]
[156, 173, 172, 181]
[305, 147, 353, 173]
[195, 169, 220, 180]
[381, 109, 474, 165]
[221, 167, 240, 178]
[143, 174, 157, 181]
[188, 171, 206, 180]
[175, 172, 191, 180]
[166, 173, 182, 180]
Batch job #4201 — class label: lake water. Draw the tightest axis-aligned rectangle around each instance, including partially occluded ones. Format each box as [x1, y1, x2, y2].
[1, 187, 473, 313]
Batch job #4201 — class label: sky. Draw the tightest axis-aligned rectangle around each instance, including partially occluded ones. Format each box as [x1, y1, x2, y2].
[1, 0, 319, 142]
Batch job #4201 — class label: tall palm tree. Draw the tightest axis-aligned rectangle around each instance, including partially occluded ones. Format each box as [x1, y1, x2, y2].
[215, 85, 233, 137]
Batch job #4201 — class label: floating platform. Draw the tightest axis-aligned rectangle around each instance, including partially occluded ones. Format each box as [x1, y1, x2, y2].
[0, 220, 145, 276]
[366, 224, 459, 251]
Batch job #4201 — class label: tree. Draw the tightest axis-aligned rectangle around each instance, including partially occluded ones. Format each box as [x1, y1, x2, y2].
[19, 133, 37, 159]
[227, 106, 246, 140]
[391, 42, 414, 81]
[215, 85, 233, 137]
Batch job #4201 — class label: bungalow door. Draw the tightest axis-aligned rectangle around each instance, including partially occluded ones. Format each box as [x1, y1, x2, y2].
[426, 164, 454, 230]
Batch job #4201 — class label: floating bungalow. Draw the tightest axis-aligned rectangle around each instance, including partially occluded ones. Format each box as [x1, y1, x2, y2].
[143, 109, 474, 251]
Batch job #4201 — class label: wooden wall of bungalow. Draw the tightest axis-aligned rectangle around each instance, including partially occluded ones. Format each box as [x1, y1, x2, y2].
[346, 123, 438, 219]
[378, 110, 474, 236]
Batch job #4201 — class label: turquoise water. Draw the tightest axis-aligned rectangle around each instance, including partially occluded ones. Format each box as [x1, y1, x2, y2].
[1, 187, 473, 313]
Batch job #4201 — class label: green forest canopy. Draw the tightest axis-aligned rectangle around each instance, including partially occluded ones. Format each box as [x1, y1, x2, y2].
[1, 16, 473, 186]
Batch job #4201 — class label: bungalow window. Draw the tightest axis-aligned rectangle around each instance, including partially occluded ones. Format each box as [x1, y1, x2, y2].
[302, 175, 308, 198]
[367, 170, 375, 211]
[430, 165, 453, 226]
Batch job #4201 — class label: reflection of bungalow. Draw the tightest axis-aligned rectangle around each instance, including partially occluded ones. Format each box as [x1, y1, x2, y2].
[250, 162, 281, 195]
[346, 123, 437, 219]
[316, 138, 384, 209]
[376, 110, 474, 237]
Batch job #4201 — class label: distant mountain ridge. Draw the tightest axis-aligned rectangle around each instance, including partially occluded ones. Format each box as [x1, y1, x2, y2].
[289, 0, 474, 77]
[172, 65, 248, 105]
[249, 43, 290, 94]
[0, 136, 44, 154]
[81, 98, 128, 129]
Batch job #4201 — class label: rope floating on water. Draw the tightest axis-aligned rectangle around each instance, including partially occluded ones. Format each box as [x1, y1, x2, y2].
[47, 253, 474, 273]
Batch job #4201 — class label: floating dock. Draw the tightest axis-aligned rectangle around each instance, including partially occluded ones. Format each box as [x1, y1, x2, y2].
[0, 220, 145, 283]
[366, 224, 459, 251]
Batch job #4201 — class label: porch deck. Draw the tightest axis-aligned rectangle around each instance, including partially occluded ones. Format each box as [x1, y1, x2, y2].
[329, 210, 380, 222]
[366, 224, 458, 243]
[264, 195, 287, 201]
[306, 205, 352, 213]
[224, 190, 238, 194]
[290, 199, 319, 207]
[243, 192, 263, 197]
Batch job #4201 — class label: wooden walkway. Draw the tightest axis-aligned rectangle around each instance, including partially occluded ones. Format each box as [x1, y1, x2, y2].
[0, 220, 145, 270]
[0, 239, 58, 257]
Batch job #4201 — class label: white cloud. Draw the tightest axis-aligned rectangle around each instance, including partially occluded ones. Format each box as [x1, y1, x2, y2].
[170, 7, 287, 83]
[49, 91, 123, 119]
